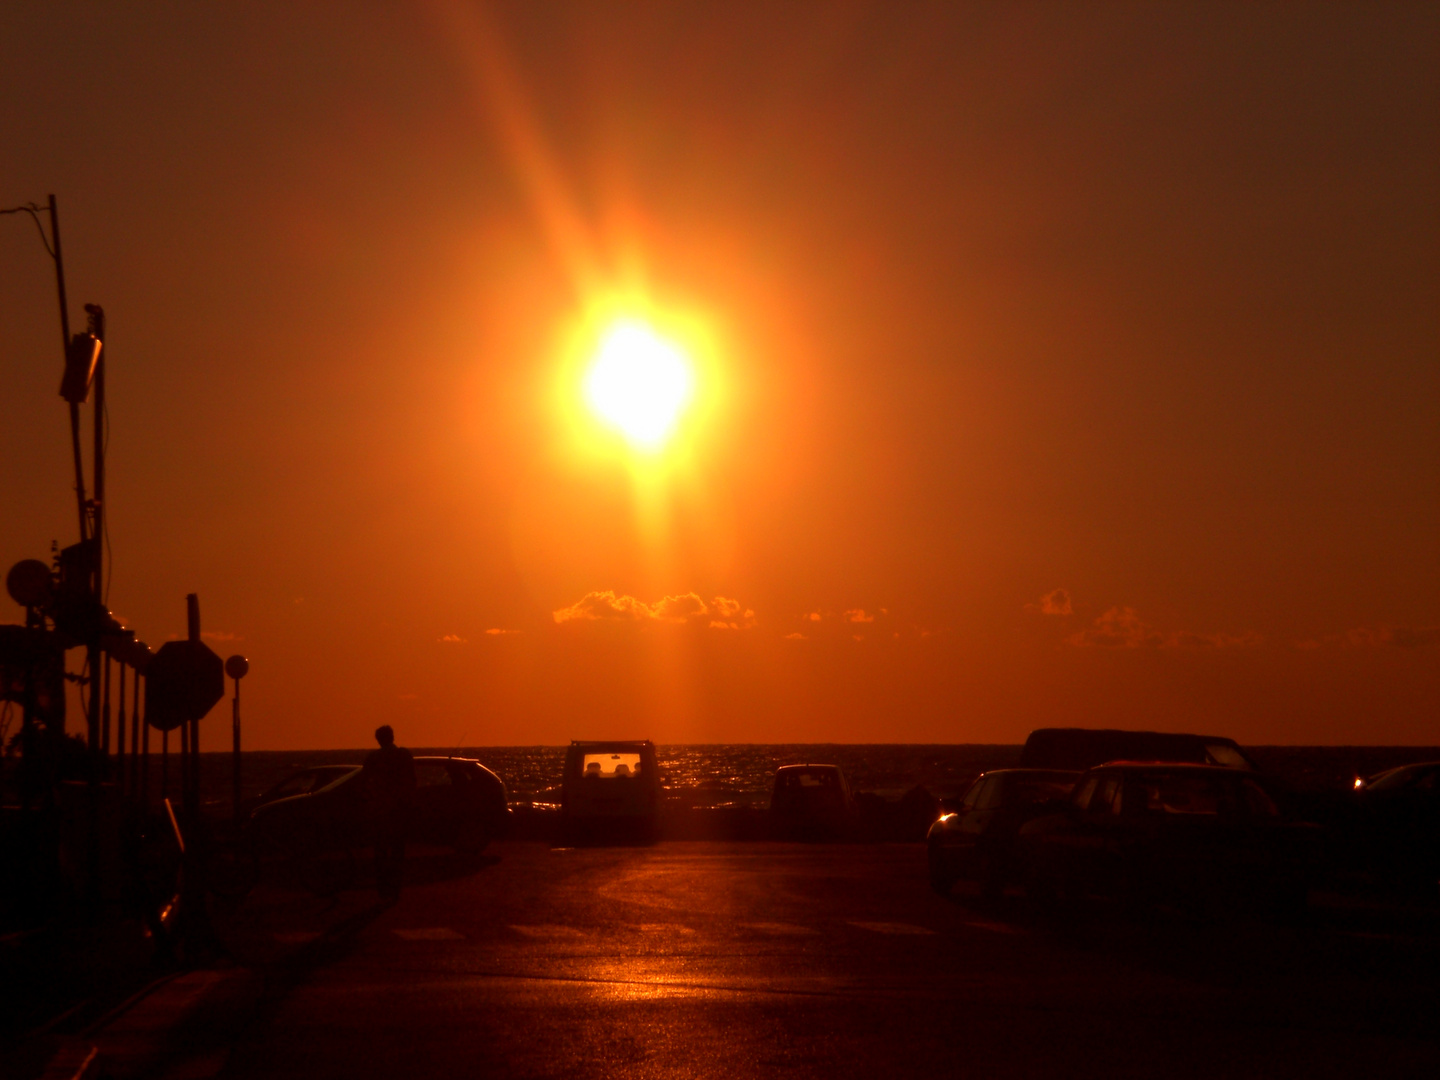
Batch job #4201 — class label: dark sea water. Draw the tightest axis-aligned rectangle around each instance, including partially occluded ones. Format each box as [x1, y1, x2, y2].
[185, 744, 1440, 819]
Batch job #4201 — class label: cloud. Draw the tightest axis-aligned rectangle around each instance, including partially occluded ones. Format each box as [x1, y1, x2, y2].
[1299, 625, 1440, 650]
[1390, 625, 1440, 649]
[709, 595, 757, 630]
[784, 632, 807, 640]
[553, 591, 754, 629]
[805, 612, 822, 622]
[201, 630, 243, 643]
[843, 609, 875, 624]
[438, 634, 467, 643]
[1068, 607, 1260, 649]
[484, 628, 520, 636]
[1027, 588, 1073, 616]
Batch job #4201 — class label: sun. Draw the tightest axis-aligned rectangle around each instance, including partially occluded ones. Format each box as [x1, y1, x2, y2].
[582, 319, 695, 450]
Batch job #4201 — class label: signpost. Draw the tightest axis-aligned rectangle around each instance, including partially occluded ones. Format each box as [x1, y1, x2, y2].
[225, 654, 249, 822]
[145, 595, 223, 818]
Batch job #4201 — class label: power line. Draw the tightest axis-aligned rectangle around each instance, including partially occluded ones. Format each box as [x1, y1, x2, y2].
[0, 202, 57, 259]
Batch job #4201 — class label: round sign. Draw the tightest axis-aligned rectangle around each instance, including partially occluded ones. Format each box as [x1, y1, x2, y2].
[225, 654, 250, 680]
[6, 560, 54, 609]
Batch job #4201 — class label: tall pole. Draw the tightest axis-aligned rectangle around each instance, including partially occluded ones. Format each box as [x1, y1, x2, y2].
[88, 308, 106, 758]
[232, 677, 241, 823]
[186, 594, 200, 820]
[49, 195, 88, 547]
[226, 655, 249, 824]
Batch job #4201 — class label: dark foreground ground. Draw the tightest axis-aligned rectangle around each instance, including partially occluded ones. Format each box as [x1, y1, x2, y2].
[38, 841, 1440, 1079]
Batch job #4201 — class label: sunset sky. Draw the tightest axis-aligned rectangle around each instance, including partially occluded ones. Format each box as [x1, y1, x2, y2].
[2, 2, 1435, 749]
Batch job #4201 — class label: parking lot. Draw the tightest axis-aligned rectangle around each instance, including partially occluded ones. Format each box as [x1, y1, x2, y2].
[87, 841, 1420, 1079]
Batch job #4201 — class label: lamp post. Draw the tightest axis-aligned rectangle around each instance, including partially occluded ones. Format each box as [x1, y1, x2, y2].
[226, 655, 249, 822]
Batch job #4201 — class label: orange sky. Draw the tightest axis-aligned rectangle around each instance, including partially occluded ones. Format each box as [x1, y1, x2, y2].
[2, 2, 1436, 749]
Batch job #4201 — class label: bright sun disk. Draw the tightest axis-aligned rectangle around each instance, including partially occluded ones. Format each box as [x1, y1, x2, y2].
[582, 320, 694, 449]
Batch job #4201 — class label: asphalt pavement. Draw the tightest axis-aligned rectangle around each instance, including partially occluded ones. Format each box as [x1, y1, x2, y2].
[83, 841, 1440, 1078]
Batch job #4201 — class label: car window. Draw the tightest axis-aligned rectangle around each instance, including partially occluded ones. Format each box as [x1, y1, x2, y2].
[1089, 775, 1120, 815]
[269, 771, 316, 800]
[1072, 775, 1099, 811]
[1205, 744, 1250, 769]
[583, 753, 643, 779]
[1240, 779, 1279, 818]
[1364, 765, 1418, 793]
[1006, 779, 1074, 807]
[959, 778, 985, 809]
[416, 763, 452, 788]
[1135, 773, 1227, 816]
[974, 776, 1004, 810]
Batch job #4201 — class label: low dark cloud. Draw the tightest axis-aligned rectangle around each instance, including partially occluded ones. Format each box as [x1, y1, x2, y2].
[1298, 625, 1440, 650]
[1068, 607, 1260, 649]
[1026, 589, 1073, 616]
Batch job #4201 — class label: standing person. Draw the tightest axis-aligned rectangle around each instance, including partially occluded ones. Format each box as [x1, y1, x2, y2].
[361, 725, 416, 902]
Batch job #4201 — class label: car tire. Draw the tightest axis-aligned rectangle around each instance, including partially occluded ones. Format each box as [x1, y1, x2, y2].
[300, 846, 357, 897]
[453, 824, 490, 856]
[205, 837, 259, 900]
[977, 854, 1005, 904]
[928, 844, 957, 896]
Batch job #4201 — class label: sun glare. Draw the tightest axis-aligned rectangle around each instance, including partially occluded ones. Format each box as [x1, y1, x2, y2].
[582, 320, 695, 449]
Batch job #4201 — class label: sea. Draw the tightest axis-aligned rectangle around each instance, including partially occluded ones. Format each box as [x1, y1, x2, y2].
[185, 743, 1440, 820]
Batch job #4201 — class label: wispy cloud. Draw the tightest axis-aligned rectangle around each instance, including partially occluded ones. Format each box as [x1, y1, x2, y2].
[1297, 624, 1440, 650]
[201, 630, 243, 643]
[484, 628, 521, 636]
[709, 596, 757, 630]
[438, 634, 467, 644]
[843, 609, 875, 624]
[553, 590, 754, 629]
[1026, 588, 1073, 616]
[1068, 607, 1260, 649]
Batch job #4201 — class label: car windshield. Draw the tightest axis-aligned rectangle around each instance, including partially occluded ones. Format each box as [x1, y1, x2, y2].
[582, 753, 643, 778]
[1365, 765, 1421, 793]
[779, 769, 839, 789]
[1204, 743, 1252, 769]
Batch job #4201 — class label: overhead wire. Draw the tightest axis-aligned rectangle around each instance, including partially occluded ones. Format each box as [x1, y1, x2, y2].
[0, 202, 57, 259]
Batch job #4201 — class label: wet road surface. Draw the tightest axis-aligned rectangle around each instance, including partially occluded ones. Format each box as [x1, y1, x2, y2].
[208, 842, 1440, 1079]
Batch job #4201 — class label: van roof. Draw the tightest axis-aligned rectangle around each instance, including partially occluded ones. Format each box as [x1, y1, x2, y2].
[1020, 728, 1257, 771]
[568, 740, 654, 750]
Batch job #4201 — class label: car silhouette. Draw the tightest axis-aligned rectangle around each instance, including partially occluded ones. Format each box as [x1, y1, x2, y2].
[927, 768, 1079, 899]
[1353, 760, 1440, 896]
[560, 741, 661, 844]
[245, 764, 361, 816]
[770, 764, 859, 840]
[1018, 762, 1320, 919]
[249, 756, 509, 858]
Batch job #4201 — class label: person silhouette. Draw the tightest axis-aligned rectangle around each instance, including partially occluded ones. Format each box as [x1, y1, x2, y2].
[361, 725, 416, 902]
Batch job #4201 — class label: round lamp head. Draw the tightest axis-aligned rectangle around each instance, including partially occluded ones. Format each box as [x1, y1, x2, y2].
[225, 654, 250, 680]
[6, 559, 54, 609]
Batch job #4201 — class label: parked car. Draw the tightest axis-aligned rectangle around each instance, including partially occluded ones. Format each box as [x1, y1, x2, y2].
[245, 764, 360, 816]
[560, 741, 661, 844]
[927, 769, 1079, 899]
[770, 764, 858, 840]
[1018, 762, 1320, 918]
[1353, 760, 1440, 895]
[249, 756, 509, 857]
[1020, 728, 1258, 772]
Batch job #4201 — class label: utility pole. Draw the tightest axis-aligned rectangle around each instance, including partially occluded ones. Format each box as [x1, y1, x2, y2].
[49, 196, 89, 547]
[87, 305, 106, 758]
